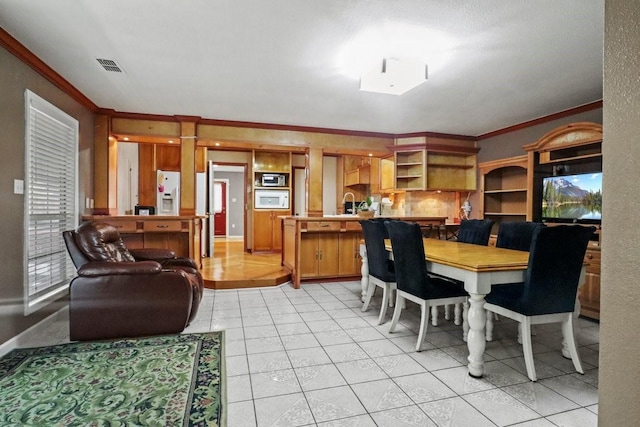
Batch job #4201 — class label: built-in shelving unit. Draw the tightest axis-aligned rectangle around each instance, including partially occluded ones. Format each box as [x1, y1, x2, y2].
[479, 155, 529, 233]
[393, 144, 479, 191]
[395, 149, 426, 190]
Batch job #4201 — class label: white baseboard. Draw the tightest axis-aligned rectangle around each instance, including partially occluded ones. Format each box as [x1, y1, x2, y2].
[0, 306, 68, 357]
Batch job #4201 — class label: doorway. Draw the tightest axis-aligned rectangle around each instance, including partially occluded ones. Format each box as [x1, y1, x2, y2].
[213, 179, 229, 236]
[209, 163, 247, 256]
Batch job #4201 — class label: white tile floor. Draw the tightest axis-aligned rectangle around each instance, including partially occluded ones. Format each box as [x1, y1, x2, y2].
[20, 280, 600, 427]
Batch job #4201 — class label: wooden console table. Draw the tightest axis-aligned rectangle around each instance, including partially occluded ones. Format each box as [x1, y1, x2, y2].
[82, 215, 203, 268]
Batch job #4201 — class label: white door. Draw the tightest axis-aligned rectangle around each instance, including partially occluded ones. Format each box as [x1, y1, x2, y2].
[208, 161, 215, 257]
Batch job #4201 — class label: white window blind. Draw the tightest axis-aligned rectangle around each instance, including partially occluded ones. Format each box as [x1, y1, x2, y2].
[24, 90, 78, 314]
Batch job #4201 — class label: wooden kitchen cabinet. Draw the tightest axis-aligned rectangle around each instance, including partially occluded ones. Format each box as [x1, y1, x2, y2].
[299, 233, 340, 278]
[282, 216, 444, 288]
[379, 154, 395, 192]
[156, 144, 181, 171]
[393, 145, 479, 191]
[253, 209, 289, 252]
[338, 233, 361, 276]
[345, 165, 371, 186]
[579, 245, 601, 320]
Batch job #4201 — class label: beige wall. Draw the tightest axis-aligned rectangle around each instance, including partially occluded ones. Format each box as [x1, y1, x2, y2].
[0, 46, 95, 344]
[599, 0, 640, 424]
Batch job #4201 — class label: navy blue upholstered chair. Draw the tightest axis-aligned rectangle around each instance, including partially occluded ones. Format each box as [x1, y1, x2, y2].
[457, 219, 495, 246]
[385, 220, 468, 351]
[496, 221, 545, 251]
[360, 219, 397, 325]
[484, 225, 595, 381]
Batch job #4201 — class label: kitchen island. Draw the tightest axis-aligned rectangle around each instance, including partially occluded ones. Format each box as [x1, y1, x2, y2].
[281, 215, 446, 290]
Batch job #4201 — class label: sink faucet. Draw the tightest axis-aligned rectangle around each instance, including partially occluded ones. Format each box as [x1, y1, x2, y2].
[342, 192, 356, 215]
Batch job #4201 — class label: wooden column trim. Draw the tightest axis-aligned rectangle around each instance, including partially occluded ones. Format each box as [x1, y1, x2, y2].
[93, 115, 118, 215]
[306, 148, 323, 217]
[180, 121, 197, 216]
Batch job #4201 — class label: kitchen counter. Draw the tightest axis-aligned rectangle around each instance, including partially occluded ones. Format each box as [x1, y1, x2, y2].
[281, 215, 446, 288]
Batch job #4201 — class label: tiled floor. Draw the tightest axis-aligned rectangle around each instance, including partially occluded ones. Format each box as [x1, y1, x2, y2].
[21, 281, 600, 427]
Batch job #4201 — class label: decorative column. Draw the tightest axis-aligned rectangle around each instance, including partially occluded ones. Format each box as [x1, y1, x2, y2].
[178, 118, 198, 216]
[306, 147, 323, 217]
[93, 114, 118, 215]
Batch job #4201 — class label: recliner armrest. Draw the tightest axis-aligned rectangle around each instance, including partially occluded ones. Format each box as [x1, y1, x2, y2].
[161, 257, 199, 270]
[128, 248, 176, 261]
[77, 261, 162, 276]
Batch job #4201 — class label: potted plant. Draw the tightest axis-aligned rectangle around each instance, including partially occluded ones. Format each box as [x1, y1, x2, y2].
[357, 196, 374, 217]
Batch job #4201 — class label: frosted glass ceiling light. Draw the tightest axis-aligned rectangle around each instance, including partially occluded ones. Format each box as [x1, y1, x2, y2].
[359, 57, 428, 95]
[336, 22, 453, 83]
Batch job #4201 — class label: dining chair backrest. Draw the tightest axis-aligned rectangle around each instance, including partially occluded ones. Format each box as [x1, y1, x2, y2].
[359, 219, 395, 282]
[456, 219, 495, 246]
[520, 225, 595, 315]
[496, 221, 545, 252]
[384, 220, 437, 300]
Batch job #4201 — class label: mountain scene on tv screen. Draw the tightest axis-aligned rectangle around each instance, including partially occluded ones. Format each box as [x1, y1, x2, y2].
[542, 176, 602, 220]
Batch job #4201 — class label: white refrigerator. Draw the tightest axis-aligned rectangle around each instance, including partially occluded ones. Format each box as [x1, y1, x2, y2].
[157, 170, 180, 215]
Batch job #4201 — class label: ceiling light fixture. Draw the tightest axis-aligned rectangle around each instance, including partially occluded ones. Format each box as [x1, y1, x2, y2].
[360, 57, 428, 95]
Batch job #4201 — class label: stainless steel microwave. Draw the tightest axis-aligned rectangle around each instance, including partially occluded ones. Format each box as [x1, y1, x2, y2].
[261, 173, 286, 187]
[255, 189, 290, 209]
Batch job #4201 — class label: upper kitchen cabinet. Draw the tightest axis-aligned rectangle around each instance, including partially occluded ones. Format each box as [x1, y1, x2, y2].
[343, 155, 373, 187]
[393, 143, 479, 191]
[156, 144, 181, 172]
[253, 150, 291, 189]
[379, 154, 395, 192]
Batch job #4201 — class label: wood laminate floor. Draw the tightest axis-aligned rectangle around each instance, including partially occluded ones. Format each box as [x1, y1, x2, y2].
[201, 238, 291, 289]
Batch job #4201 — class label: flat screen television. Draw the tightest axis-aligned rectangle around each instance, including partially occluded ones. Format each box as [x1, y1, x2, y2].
[542, 172, 602, 223]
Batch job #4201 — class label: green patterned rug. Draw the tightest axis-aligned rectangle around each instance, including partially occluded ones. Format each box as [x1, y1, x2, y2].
[0, 332, 225, 426]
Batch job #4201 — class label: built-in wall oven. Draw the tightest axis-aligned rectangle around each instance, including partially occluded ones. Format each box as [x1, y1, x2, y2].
[254, 189, 290, 209]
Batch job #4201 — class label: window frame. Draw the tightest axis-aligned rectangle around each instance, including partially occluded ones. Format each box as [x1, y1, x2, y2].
[23, 90, 79, 315]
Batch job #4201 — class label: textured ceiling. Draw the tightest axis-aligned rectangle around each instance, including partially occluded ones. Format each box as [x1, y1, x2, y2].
[0, 0, 604, 136]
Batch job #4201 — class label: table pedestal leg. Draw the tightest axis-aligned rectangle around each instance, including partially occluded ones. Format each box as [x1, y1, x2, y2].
[467, 293, 487, 378]
[360, 244, 369, 302]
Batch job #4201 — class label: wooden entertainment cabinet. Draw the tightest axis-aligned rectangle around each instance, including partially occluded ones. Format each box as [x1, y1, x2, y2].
[524, 122, 603, 320]
[481, 122, 603, 319]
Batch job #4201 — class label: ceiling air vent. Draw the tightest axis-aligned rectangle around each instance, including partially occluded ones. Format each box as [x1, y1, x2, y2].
[96, 58, 124, 73]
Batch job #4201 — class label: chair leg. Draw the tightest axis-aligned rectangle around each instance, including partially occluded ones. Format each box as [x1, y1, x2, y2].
[431, 306, 439, 326]
[417, 301, 430, 351]
[517, 323, 522, 344]
[454, 303, 462, 326]
[361, 281, 376, 312]
[462, 301, 469, 342]
[378, 284, 390, 325]
[562, 316, 584, 374]
[520, 318, 537, 381]
[388, 293, 404, 333]
[485, 309, 494, 341]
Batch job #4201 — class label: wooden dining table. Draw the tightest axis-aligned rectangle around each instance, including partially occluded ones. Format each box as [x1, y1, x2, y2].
[360, 238, 530, 378]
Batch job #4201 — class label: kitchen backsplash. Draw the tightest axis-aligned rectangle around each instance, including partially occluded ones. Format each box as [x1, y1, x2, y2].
[380, 191, 459, 220]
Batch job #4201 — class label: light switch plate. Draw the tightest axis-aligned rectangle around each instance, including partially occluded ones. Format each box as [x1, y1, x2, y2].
[14, 179, 24, 194]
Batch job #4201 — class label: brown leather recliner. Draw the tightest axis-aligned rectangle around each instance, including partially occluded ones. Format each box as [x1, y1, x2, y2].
[63, 221, 204, 341]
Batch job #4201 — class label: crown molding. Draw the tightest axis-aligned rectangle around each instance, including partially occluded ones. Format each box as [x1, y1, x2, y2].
[1, 27, 99, 112]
